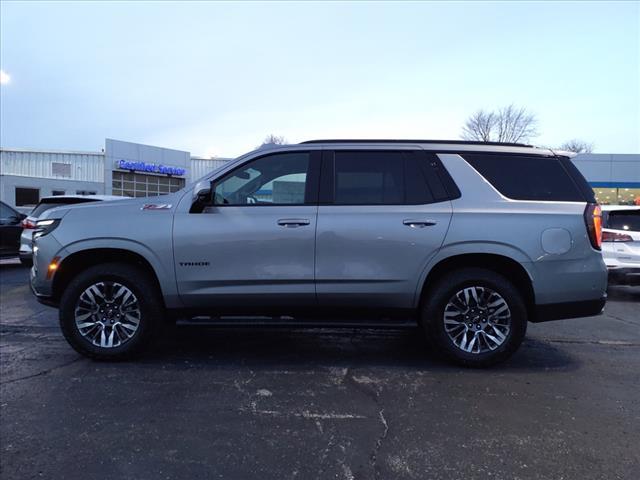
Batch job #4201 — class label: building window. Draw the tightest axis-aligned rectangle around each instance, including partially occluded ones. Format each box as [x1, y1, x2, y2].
[593, 188, 640, 206]
[52, 162, 72, 177]
[76, 190, 97, 195]
[112, 171, 185, 197]
[15, 187, 40, 206]
[52, 190, 65, 196]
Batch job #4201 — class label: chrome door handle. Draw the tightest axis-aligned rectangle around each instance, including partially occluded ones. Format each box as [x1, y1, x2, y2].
[277, 218, 310, 228]
[403, 219, 437, 228]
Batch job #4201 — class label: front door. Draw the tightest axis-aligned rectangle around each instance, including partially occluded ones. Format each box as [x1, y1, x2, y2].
[315, 149, 453, 309]
[173, 150, 320, 310]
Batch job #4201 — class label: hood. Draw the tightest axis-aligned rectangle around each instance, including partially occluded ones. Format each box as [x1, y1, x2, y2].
[37, 192, 184, 221]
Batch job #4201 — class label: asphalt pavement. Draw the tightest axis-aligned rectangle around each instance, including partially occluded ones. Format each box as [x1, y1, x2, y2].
[1, 259, 639, 480]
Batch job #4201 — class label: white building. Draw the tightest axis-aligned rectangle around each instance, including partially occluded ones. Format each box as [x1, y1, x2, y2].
[0, 139, 231, 207]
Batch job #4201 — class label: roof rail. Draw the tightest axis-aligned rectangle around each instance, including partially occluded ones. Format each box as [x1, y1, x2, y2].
[299, 139, 533, 148]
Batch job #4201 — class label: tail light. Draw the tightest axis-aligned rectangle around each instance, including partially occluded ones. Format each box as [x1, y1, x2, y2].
[584, 203, 602, 250]
[602, 231, 633, 242]
[33, 218, 61, 240]
[21, 218, 36, 229]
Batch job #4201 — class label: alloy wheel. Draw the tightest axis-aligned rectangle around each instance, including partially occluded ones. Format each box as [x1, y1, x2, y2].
[443, 286, 511, 354]
[74, 281, 141, 348]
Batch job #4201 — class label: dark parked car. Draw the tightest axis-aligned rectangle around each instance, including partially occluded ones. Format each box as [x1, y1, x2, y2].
[0, 201, 26, 259]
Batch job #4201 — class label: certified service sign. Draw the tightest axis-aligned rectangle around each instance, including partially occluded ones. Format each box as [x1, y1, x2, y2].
[116, 160, 186, 176]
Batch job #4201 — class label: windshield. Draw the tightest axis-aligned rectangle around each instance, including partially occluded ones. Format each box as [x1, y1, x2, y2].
[187, 150, 264, 191]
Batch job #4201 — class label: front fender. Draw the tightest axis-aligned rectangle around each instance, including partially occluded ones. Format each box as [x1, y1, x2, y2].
[58, 237, 181, 308]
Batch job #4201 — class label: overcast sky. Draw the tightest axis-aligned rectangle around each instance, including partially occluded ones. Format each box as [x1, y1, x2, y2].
[1, 1, 638, 157]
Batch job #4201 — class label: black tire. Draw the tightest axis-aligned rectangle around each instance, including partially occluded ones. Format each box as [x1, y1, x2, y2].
[20, 257, 33, 267]
[59, 262, 163, 360]
[421, 268, 527, 368]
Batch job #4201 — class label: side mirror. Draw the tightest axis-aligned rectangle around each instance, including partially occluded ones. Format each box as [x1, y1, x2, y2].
[192, 179, 212, 203]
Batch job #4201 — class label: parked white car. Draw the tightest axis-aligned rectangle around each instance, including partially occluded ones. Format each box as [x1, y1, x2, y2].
[601, 205, 640, 283]
[19, 195, 124, 266]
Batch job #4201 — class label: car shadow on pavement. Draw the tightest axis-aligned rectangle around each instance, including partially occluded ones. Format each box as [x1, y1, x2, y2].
[146, 325, 580, 373]
[607, 284, 640, 301]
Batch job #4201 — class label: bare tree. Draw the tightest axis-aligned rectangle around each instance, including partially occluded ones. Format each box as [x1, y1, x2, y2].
[461, 104, 538, 143]
[258, 134, 287, 148]
[559, 139, 593, 153]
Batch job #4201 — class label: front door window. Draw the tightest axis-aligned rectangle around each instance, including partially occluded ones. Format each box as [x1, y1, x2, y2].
[213, 152, 310, 205]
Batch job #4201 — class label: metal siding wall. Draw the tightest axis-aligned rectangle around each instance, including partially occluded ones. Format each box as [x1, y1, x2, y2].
[0, 150, 104, 182]
[0, 175, 105, 207]
[189, 158, 232, 181]
[572, 153, 640, 185]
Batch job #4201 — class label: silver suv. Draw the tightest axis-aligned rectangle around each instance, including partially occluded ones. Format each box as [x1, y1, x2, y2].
[30, 140, 607, 366]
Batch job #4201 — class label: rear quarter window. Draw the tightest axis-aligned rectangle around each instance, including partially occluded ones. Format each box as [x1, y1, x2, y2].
[462, 154, 586, 202]
[605, 210, 640, 232]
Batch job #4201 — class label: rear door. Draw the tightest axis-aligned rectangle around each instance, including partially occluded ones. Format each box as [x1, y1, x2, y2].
[173, 150, 321, 310]
[315, 148, 454, 309]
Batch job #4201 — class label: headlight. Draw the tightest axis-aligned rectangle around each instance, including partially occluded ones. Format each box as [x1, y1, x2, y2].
[33, 218, 61, 240]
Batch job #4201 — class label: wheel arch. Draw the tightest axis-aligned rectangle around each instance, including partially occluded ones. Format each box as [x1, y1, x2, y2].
[52, 247, 167, 307]
[417, 253, 536, 320]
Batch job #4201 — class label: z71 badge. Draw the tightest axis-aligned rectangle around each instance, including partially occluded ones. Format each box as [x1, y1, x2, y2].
[142, 203, 172, 210]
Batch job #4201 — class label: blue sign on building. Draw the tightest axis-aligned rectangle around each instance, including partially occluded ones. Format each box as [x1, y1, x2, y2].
[117, 160, 186, 177]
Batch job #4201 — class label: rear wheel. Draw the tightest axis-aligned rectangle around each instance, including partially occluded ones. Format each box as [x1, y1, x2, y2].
[59, 263, 163, 360]
[421, 268, 527, 367]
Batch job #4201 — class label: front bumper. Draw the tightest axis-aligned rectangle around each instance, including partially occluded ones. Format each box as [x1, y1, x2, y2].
[29, 232, 65, 304]
[29, 267, 58, 308]
[531, 295, 607, 323]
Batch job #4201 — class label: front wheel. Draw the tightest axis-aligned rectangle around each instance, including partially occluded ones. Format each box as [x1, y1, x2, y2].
[421, 268, 527, 367]
[59, 263, 163, 360]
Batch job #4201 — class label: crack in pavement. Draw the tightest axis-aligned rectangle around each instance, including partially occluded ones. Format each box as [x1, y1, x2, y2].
[314, 433, 336, 480]
[0, 356, 83, 386]
[344, 369, 390, 480]
[604, 312, 639, 328]
[372, 409, 389, 479]
[243, 402, 367, 419]
[537, 338, 640, 347]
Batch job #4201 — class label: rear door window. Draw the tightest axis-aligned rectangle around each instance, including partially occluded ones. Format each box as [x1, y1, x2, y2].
[404, 153, 435, 204]
[462, 154, 586, 202]
[331, 150, 451, 205]
[0, 202, 18, 220]
[334, 151, 404, 205]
